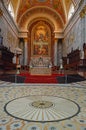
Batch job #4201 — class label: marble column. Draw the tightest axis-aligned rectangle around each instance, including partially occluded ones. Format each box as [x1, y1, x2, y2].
[24, 38, 28, 65]
[54, 38, 58, 66]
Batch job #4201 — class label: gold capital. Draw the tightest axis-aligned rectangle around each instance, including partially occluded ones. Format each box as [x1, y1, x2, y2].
[80, 5, 86, 18]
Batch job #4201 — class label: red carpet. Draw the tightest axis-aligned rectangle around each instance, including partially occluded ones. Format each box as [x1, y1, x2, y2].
[19, 73, 64, 83]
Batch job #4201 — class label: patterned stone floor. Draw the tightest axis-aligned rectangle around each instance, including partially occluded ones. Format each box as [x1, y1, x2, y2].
[0, 80, 86, 130]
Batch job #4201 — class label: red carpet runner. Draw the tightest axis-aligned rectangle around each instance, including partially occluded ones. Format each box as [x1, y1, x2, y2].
[19, 73, 64, 83]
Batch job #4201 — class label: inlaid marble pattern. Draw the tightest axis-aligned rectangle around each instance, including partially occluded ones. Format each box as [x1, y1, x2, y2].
[5, 96, 80, 122]
[0, 80, 86, 130]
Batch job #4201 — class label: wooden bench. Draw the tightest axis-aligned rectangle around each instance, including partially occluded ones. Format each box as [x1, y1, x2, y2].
[64, 61, 79, 70]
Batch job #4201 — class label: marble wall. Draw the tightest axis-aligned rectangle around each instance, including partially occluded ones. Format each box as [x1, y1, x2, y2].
[0, 1, 18, 53]
[64, 19, 82, 54]
[63, 0, 86, 56]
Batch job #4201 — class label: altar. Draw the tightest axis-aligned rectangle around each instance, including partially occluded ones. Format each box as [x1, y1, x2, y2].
[29, 57, 52, 75]
[30, 67, 51, 75]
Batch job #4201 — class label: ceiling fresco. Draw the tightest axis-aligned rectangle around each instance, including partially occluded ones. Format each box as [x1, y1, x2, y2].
[9, 0, 75, 31]
[18, 7, 64, 31]
[16, 0, 66, 24]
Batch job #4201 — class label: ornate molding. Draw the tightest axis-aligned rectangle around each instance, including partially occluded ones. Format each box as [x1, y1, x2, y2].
[79, 0, 84, 7]
[80, 5, 86, 18]
[0, 9, 3, 16]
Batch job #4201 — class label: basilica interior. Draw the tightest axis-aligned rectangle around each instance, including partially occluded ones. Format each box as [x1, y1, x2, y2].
[0, 0, 86, 130]
[0, 0, 86, 77]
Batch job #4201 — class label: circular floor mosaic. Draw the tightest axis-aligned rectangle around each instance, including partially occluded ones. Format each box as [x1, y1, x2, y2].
[5, 96, 80, 122]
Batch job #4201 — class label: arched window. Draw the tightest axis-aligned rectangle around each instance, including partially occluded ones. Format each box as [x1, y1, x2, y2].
[8, 2, 14, 18]
[68, 4, 75, 20]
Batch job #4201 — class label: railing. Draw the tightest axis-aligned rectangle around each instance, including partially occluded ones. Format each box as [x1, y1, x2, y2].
[0, 74, 25, 83]
[0, 72, 85, 84]
[57, 73, 86, 84]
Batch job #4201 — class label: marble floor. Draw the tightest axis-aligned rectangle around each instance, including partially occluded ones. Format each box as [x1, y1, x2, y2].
[0, 80, 86, 130]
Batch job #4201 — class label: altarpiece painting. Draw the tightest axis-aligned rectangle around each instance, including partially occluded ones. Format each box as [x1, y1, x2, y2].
[30, 21, 52, 75]
[31, 21, 51, 57]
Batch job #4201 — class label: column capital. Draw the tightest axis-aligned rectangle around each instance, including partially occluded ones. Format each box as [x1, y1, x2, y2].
[80, 5, 86, 18]
[24, 38, 28, 43]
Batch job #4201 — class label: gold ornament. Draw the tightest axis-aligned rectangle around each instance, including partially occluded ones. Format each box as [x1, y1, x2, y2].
[0, 9, 3, 16]
[80, 5, 86, 18]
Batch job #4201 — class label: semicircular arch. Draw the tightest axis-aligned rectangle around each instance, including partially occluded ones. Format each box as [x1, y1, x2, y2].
[18, 6, 64, 32]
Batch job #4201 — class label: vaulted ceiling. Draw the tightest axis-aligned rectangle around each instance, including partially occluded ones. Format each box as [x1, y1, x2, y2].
[9, 0, 76, 32]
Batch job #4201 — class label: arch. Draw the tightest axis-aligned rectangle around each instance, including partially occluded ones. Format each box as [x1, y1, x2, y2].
[8, 1, 14, 18]
[14, 0, 21, 20]
[27, 17, 55, 32]
[68, 3, 75, 20]
[18, 6, 64, 32]
[27, 19, 55, 64]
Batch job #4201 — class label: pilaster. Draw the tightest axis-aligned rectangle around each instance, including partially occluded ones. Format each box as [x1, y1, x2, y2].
[80, 4, 86, 44]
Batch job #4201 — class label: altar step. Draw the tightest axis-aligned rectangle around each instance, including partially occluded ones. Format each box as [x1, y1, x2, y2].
[19, 73, 64, 83]
[25, 77, 57, 83]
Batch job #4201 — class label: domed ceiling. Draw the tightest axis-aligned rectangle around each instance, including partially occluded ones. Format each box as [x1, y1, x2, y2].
[10, 0, 76, 31]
